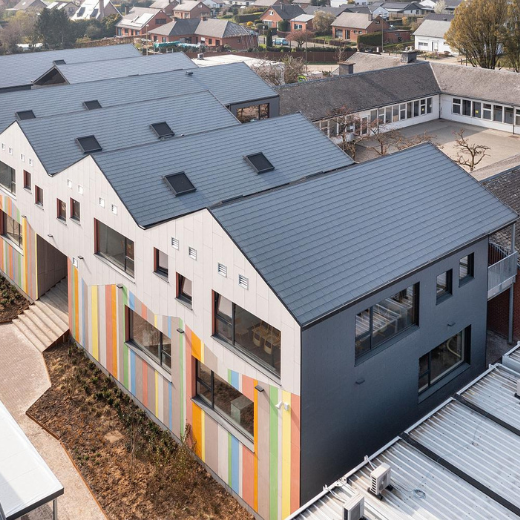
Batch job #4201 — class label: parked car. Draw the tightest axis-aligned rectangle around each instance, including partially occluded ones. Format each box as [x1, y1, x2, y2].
[273, 37, 288, 45]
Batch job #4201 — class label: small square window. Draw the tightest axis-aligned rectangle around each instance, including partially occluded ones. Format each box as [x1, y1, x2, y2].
[154, 248, 168, 279]
[20, 154, 25, 162]
[238, 274, 248, 289]
[171, 237, 179, 250]
[459, 254, 474, 285]
[78, 185, 83, 195]
[8, 148, 13, 155]
[35, 186, 43, 207]
[218, 263, 227, 277]
[57, 199, 66, 221]
[177, 273, 192, 305]
[99, 197, 105, 208]
[1, 144, 5, 151]
[111, 204, 118, 215]
[23, 171, 31, 191]
[189, 247, 197, 260]
[72, 257, 78, 268]
[70, 198, 80, 222]
[28, 158, 33, 166]
[67, 179, 72, 189]
[436, 269, 452, 303]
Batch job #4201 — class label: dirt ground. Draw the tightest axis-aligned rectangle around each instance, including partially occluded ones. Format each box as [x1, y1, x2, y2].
[28, 342, 253, 520]
[0, 274, 29, 322]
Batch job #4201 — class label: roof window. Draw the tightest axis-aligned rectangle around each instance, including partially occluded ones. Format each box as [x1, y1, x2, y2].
[151, 122, 175, 139]
[53, 59, 66, 65]
[15, 110, 36, 121]
[76, 135, 102, 154]
[244, 152, 274, 174]
[164, 172, 196, 196]
[83, 100, 102, 110]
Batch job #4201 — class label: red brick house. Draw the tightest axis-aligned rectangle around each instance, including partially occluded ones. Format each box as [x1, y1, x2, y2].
[331, 12, 389, 42]
[171, 0, 211, 19]
[116, 7, 171, 37]
[260, 4, 304, 29]
[290, 13, 314, 32]
[149, 0, 178, 16]
[148, 18, 199, 42]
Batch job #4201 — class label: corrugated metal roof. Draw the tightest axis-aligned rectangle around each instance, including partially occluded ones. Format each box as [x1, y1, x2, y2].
[0, 62, 276, 133]
[212, 144, 516, 326]
[291, 364, 520, 520]
[93, 113, 353, 228]
[53, 52, 196, 84]
[0, 44, 140, 91]
[19, 90, 238, 175]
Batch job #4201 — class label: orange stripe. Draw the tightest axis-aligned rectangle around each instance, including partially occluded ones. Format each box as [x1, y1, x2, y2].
[192, 403, 202, 458]
[191, 331, 201, 362]
[111, 285, 117, 377]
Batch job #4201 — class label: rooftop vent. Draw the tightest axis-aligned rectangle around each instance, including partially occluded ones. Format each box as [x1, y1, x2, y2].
[164, 172, 196, 196]
[151, 122, 175, 139]
[244, 152, 274, 174]
[76, 135, 102, 154]
[83, 100, 102, 110]
[53, 59, 66, 65]
[186, 70, 193, 76]
[343, 494, 364, 520]
[15, 110, 36, 121]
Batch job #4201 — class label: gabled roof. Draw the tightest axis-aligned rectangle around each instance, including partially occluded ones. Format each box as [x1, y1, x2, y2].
[304, 5, 350, 15]
[43, 52, 196, 84]
[276, 61, 439, 120]
[8, 0, 44, 11]
[331, 11, 375, 28]
[383, 1, 421, 9]
[212, 144, 516, 325]
[17, 91, 238, 175]
[291, 13, 314, 22]
[92, 113, 353, 228]
[413, 18, 451, 38]
[195, 19, 252, 38]
[71, 0, 119, 20]
[291, 363, 520, 519]
[0, 44, 140, 92]
[425, 12, 454, 20]
[173, 0, 207, 10]
[150, 0, 177, 8]
[263, 4, 304, 19]
[343, 50, 404, 73]
[149, 18, 199, 36]
[117, 7, 163, 28]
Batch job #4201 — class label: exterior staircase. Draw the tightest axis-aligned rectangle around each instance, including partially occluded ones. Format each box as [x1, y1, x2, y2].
[13, 279, 69, 352]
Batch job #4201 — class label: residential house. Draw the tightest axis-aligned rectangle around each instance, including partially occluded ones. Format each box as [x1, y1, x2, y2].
[348, 1, 388, 18]
[290, 362, 520, 519]
[171, 0, 211, 19]
[148, 18, 200, 42]
[71, 0, 120, 21]
[203, 0, 225, 14]
[260, 4, 304, 29]
[149, 0, 178, 15]
[46, 1, 79, 18]
[290, 13, 314, 32]
[445, 0, 463, 11]
[382, 1, 424, 17]
[331, 13, 389, 42]
[252, 0, 286, 8]
[414, 15, 454, 53]
[116, 7, 171, 37]
[6, 0, 45, 13]
[0, 47, 516, 519]
[304, 5, 351, 16]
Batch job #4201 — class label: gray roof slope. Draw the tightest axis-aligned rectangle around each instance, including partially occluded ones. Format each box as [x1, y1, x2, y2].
[268, 4, 304, 19]
[276, 61, 438, 120]
[0, 62, 276, 133]
[93, 113, 353, 228]
[431, 61, 520, 107]
[149, 18, 199, 36]
[0, 44, 140, 91]
[344, 51, 405, 73]
[212, 144, 516, 325]
[425, 12, 454, 20]
[52, 52, 196, 84]
[304, 5, 350, 16]
[19, 91, 238, 175]
[195, 19, 251, 38]
[413, 18, 451, 38]
[332, 12, 373, 28]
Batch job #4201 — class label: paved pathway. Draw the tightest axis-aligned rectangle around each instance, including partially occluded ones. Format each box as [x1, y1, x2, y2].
[0, 323, 105, 520]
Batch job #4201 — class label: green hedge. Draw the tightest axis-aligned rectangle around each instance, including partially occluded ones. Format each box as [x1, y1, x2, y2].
[234, 13, 262, 23]
[277, 20, 289, 32]
[357, 32, 383, 47]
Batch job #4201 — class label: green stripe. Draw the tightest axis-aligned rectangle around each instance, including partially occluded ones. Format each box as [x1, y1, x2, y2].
[179, 319, 184, 438]
[269, 386, 279, 520]
[123, 344, 129, 389]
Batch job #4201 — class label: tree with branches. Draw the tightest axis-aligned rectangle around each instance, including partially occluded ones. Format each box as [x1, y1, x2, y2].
[434, 0, 446, 14]
[287, 29, 314, 49]
[503, 0, 520, 72]
[445, 0, 508, 69]
[313, 10, 335, 34]
[454, 129, 489, 171]
[252, 55, 306, 85]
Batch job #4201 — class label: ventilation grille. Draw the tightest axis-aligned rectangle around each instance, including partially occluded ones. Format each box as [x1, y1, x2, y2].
[189, 247, 197, 260]
[171, 237, 179, 250]
[218, 263, 227, 277]
[238, 274, 248, 289]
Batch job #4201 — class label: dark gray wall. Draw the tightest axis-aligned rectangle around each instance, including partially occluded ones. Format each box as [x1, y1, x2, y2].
[37, 235, 67, 297]
[229, 96, 280, 119]
[299, 238, 489, 504]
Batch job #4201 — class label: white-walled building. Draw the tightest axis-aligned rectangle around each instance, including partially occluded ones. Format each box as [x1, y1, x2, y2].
[414, 16, 454, 53]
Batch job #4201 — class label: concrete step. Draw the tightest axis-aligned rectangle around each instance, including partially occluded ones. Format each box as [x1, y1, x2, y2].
[42, 289, 68, 315]
[34, 300, 68, 331]
[25, 305, 63, 344]
[55, 280, 68, 299]
[12, 317, 47, 352]
[18, 313, 58, 346]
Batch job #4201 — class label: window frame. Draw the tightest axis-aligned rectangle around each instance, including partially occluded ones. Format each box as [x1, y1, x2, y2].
[95, 219, 135, 277]
[70, 198, 80, 222]
[0, 161, 16, 195]
[177, 273, 192, 305]
[154, 247, 169, 279]
[23, 170, 31, 191]
[57, 199, 66, 221]
[35, 185, 43, 207]
[1, 210, 23, 249]
[436, 269, 453, 303]
[452, 98, 461, 115]
[459, 253, 474, 285]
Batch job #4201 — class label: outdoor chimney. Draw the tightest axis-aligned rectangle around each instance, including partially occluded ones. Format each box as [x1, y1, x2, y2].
[338, 61, 354, 75]
[99, 0, 105, 19]
[401, 50, 418, 63]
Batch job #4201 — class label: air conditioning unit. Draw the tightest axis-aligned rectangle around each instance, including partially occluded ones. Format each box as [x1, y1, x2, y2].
[515, 378, 520, 399]
[197, 53, 204, 59]
[370, 463, 391, 497]
[343, 494, 365, 520]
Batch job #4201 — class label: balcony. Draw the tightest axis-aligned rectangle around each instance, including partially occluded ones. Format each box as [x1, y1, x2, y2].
[488, 251, 518, 299]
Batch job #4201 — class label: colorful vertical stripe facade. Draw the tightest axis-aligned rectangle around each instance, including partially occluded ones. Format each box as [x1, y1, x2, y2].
[68, 261, 301, 519]
[0, 194, 38, 299]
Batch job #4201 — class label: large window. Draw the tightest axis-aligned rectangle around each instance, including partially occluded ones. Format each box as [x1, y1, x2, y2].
[70, 198, 80, 222]
[214, 293, 281, 375]
[1, 211, 22, 248]
[35, 186, 43, 206]
[177, 274, 192, 305]
[459, 254, 474, 285]
[0, 161, 15, 194]
[127, 308, 171, 370]
[95, 219, 134, 277]
[355, 284, 418, 360]
[418, 327, 470, 393]
[154, 248, 168, 279]
[57, 199, 66, 221]
[236, 103, 269, 123]
[196, 360, 254, 438]
[436, 269, 452, 303]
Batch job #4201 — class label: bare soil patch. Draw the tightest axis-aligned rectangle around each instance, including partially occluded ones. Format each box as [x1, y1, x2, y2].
[0, 274, 29, 322]
[28, 342, 253, 520]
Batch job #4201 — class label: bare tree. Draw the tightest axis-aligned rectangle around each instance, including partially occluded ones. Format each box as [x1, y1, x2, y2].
[434, 0, 446, 14]
[454, 129, 489, 171]
[326, 105, 362, 159]
[313, 10, 335, 34]
[252, 55, 306, 85]
[287, 29, 315, 50]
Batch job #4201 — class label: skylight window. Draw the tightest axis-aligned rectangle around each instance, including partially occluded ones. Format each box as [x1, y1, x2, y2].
[83, 100, 102, 110]
[244, 152, 274, 174]
[150, 122, 175, 139]
[53, 59, 66, 65]
[76, 135, 102, 154]
[15, 110, 35, 121]
[164, 172, 196, 196]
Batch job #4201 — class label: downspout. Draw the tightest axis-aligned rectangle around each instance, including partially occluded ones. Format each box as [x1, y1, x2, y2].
[509, 222, 516, 344]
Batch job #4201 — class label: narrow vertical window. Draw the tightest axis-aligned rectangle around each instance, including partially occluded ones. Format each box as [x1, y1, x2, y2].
[35, 186, 43, 207]
[57, 199, 66, 221]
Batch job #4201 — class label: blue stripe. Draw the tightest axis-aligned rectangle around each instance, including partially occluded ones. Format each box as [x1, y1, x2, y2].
[230, 370, 239, 391]
[130, 350, 136, 395]
[231, 435, 239, 493]
[129, 291, 135, 311]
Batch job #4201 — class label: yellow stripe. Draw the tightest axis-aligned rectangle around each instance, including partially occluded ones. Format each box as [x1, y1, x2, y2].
[155, 371, 159, 417]
[282, 390, 292, 519]
[154, 314, 158, 327]
[91, 287, 99, 360]
[201, 409, 206, 462]
[200, 341, 204, 363]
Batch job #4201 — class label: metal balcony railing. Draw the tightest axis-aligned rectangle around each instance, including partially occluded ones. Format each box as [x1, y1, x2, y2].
[488, 251, 518, 299]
